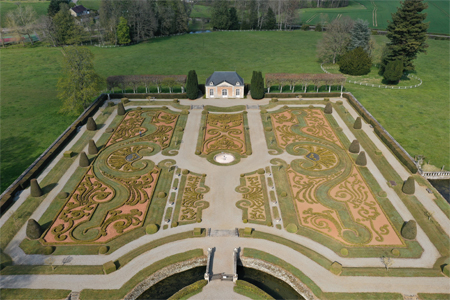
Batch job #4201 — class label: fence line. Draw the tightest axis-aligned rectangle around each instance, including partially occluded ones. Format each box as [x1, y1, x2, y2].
[321, 63, 422, 89]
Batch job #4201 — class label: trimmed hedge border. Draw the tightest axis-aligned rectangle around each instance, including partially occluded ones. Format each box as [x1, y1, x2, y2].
[0, 93, 108, 214]
[234, 280, 275, 300]
[168, 279, 208, 300]
[110, 93, 187, 100]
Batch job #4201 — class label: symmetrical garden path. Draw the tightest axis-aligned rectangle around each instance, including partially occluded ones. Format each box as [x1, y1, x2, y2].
[1, 97, 449, 299]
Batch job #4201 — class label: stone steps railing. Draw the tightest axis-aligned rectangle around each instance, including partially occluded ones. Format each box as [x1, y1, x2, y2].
[419, 170, 450, 180]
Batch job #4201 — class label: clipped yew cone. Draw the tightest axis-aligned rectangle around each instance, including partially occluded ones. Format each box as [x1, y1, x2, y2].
[353, 117, 362, 129]
[402, 176, 415, 195]
[88, 140, 98, 155]
[79, 151, 90, 167]
[401, 220, 417, 239]
[26, 219, 43, 240]
[355, 151, 367, 166]
[349, 140, 360, 153]
[117, 102, 125, 116]
[324, 102, 333, 114]
[30, 178, 43, 197]
[86, 117, 97, 131]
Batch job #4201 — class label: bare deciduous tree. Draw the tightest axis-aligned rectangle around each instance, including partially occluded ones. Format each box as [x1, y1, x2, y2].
[316, 16, 354, 64]
[6, 4, 37, 45]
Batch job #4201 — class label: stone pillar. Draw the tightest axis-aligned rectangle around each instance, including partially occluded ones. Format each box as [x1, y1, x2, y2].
[233, 247, 239, 283]
[204, 247, 212, 282]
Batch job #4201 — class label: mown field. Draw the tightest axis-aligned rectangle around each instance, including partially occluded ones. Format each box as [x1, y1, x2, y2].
[0, 30, 449, 192]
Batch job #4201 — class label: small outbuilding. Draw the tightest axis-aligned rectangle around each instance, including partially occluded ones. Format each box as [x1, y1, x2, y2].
[70, 5, 89, 17]
[206, 71, 244, 98]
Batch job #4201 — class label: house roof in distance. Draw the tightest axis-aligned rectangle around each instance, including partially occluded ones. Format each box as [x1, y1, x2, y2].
[71, 5, 88, 14]
[206, 71, 244, 86]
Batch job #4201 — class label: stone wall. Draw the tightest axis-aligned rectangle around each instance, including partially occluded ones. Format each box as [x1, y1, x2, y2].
[240, 256, 318, 300]
[123, 256, 207, 300]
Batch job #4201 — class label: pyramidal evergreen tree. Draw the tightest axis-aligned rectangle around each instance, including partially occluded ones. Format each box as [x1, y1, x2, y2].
[383, 0, 429, 73]
[186, 70, 199, 100]
[383, 59, 404, 84]
[117, 17, 131, 45]
[262, 7, 277, 30]
[251, 71, 264, 99]
[338, 47, 372, 76]
[348, 19, 371, 53]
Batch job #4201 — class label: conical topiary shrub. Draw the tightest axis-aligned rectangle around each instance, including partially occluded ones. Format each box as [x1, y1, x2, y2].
[353, 117, 362, 129]
[355, 151, 367, 166]
[401, 220, 417, 240]
[86, 117, 97, 131]
[402, 176, 415, 194]
[324, 103, 333, 114]
[117, 102, 125, 116]
[88, 140, 98, 155]
[79, 151, 90, 167]
[26, 219, 43, 240]
[30, 179, 43, 197]
[349, 140, 360, 153]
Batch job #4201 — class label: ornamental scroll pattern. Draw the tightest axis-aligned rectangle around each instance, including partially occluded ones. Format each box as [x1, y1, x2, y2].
[301, 109, 342, 148]
[177, 174, 209, 223]
[136, 111, 178, 150]
[106, 145, 153, 172]
[202, 113, 246, 154]
[236, 175, 267, 222]
[271, 110, 308, 148]
[107, 110, 147, 147]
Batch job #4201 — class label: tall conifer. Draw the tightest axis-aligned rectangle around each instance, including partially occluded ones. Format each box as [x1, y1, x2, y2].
[186, 70, 199, 100]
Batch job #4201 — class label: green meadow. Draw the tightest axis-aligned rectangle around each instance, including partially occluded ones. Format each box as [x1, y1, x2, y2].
[0, 30, 449, 192]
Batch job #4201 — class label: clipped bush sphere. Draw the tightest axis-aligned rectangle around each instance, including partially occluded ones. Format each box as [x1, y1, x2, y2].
[330, 261, 342, 275]
[172, 222, 178, 228]
[336, 100, 343, 105]
[353, 117, 362, 129]
[86, 117, 97, 131]
[42, 246, 55, 255]
[146, 224, 158, 234]
[121, 98, 129, 104]
[340, 248, 349, 256]
[355, 151, 367, 166]
[103, 261, 116, 274]
[79, 151, 90, 167]
[349, 140, 360, 153]
[271, 98, 278, 102]
[324, 103, 333, 114]
[286, 223, 298, 233]
[265, 127, 272, 132]
[257, 168, 265, 174]
[243, 219, 248, 223]
[195, 150, 201, 155]
[157, 192, 167, 198]
[182, 169, 189, 175]
[401, 220, 417, 240]
[88, 140, 98, 155]
[117, 103, 125, 116]
[443, 264, 450, 277]
[57, 192, 69, 199]
[391, 249, 400, 257]
[201, 110, 208, 115]
[240, 174, 245, 177]
[246, 149, 252, 155]
[98, 246, 109, 255]
[267, 222, 272, 227]
[30, 179, 43, 197]
[260, 109, 267, 114]
[105, 128, 114, 133]
[26, 219, 43, 240]
[280, 191, 287, 197]
[402, 176, 415, 195]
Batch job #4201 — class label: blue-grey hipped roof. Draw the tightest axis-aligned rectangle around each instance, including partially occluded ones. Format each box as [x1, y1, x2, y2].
[206, 71, 244, 86]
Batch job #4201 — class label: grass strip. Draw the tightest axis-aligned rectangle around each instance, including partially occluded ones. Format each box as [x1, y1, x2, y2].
[413, 174, 450, 219]
[0, 289, 71, 300]
[417, 293, 450, 300]
[0, 265, 103, 275]
[233, 280, 274, 300]
[80, 249, 204, 300]
[168, 279, 207, 300]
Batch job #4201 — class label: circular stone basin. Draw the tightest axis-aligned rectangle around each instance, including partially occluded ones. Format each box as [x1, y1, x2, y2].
[214, 152, 236, 164]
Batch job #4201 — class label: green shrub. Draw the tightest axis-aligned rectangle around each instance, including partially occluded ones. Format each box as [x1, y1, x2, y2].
[57, 192, 69, 199]
[355, 151, 367, 166]
[402, 176, 415, 194]
[243, 227, 253, 236]
[443, 264, 450, 277]
[271, 98, 278, 102]
[324, 102, 333, 114]
[280, 191, 287, 197]
[338, 47, 372, 75]
[181, 109, 189, 115]
[202, 110, 208, 115]
[182, 169, 189, 175]
[336, 100, 343, 105]
[42, 246, 55, 255]
[98, 246, 109, 255]
[340, 248, 349, 256]
[79, 152, 90, 167]
[30, 179, 43, 197]
[286, 223, 297, 233]
[383, 59, 404, 84]
[375, 149, 382, 155]
[0, 251, 12, 270]
[401, 220, 417, 240]
[193, 228, 202, 236]
[186, 70, 199, 100]
[309, 104, 314, 109]
[117, 103, 125, 115]
[177, 127, 184, 132]
[26, 219, 43, 240]
[353, 117, 362, 129]
[315, 23, 322, 32]
[246, 149, 252, 155]
[121, 98, 129, 104]
[349, 140, 360, 153]
[103, 261, 116, 274]
[108, 101, 115, 107]
[251, 71, 265, 99]
[195, 150, 201, 155]
[257, 168, 265, 174]
[378, 191, 387, 197]
[146, 224, 158, 234]
[260, 109, 267, 114]
[243, 219, 248, 223]
[172, 221, 178, 228]
[330, 261, 342, 275]
[265, 127, 272, 132]
[324, 98, 330, 102]
[157, 192, 167, 198]
[88, 140, 98, 155]
[276, 224, 282, 230]
[301, 24, 310, 30]
[86, 117, 97, 131]
[391, 249, 400, 257]
[63, 151, 73, 158]
[105, 128, 114, 133]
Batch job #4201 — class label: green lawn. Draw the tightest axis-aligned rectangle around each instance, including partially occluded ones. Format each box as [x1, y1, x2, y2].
[0, 1, 49, 27]
[0, 31, 448, 193]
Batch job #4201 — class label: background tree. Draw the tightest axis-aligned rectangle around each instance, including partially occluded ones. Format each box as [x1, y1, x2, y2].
[37, 15, 58, 47]
[383, 0, 429, 73]
[53, 3, 82, 45]
[262, 6, 276, 30]
[316, 16, 354, 64]
[6, 4, 37, 46]
[348, 19, 372, 53]
[48, 0, 68, 17]
[211, 0, 230, 30]
[117, 17, 131, 44]
[338, 47, 372, 75]
[57, 46, 104, 115]
[228, 7, 239, 30]
[186, 70, 199, 100]
[383, 59, 404, 84]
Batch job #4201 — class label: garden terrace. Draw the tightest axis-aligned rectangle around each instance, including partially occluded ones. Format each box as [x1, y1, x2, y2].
[107, 75, 187, 93]
[265, 73, 346, 93]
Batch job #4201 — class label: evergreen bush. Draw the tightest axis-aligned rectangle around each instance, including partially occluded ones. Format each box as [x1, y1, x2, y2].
[105, 128, 114, 133]
[324, 103, 333, 114]
[315, 23, 322, 32]
[330, 261, 342, 275]
[353, 117, 362, 129]
[336, 100, 343, 105]
[340, 248, 349, 256]
[26, 219, 43, 240]
[117, 103, 125, 116]
[257, 168, 265, 174]
[443, 264, 450, 277]
[57, 192, 69, 199]
[243, 227, 253, 236]
[186, 70, 199, 100]
[42, 246, 55, 255]
[157, 192, 167, 198]
[338, 47, 372, 76]
[182, 169, 189, 175]
[146, 224, 158, 234]
[88, 140, 98, 155]
[79, 152, 90, 167]
[349, 140, 360, 153]
[121, 98, 129, 104]
[391, 249, 400, 257]
[86, 117, 97, 131]
[286, 223, 297, 233]
[301, 24, 310, 30]
[250, 71, 265, 99]
[98, 246, 109, 255]
[383, 59, 404, 84]
[193, 228, 202, 236]
[30, 179, 43, 197]
[103, 261, 116, 274]
[280, 191, 287, 197]
[401, 220, 417, 240]
[402, 176, 415, 194]
[355, 151, 367, 166]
